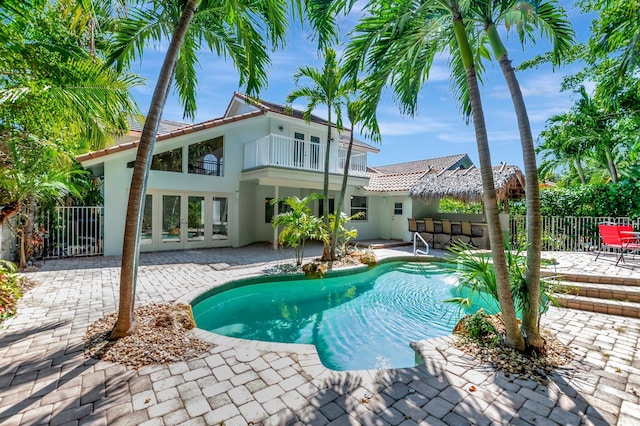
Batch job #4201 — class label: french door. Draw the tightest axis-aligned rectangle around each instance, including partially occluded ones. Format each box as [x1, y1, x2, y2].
[140, 191, 230, 251]
[292, 130, 322, 171]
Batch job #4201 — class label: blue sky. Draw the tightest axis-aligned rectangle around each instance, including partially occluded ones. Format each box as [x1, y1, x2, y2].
[129, 1, 594, 170]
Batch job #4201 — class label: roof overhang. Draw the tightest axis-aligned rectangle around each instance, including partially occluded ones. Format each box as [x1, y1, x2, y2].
[241, 166, 369, 191]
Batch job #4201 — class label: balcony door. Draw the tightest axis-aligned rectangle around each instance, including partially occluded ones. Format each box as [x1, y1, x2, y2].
[140, 191, 230, 251]
[292, 129, 322, 171]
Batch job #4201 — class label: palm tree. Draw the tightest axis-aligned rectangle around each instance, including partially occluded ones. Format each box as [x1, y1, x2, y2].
[345, 0, 525, 350]
[470, 0, 574, 349]
[332, 98, 378, 257]
[286, 47, 350, 260]
[106, 0, 345, 339]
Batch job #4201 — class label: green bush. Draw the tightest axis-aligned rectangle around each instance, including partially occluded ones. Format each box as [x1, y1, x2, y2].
[0, 260, 22, 321]
[510, 180, 640, 218]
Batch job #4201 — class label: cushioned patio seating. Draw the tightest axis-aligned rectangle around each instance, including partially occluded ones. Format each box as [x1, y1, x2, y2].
[595, 223, 640, 266]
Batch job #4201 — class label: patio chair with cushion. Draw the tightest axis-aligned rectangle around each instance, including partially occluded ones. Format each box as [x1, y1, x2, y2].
[458, 220, 477, 247]
[595, 223, 640, 266]
[421, 218, 436, 247]
[435, 218, 452, 248]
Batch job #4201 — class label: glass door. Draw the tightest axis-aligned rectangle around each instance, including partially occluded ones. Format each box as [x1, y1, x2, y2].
[188, 196, 206, 243]
[162, 195, 183, 245]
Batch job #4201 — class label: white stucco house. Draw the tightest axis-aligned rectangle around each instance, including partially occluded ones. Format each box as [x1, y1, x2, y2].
[77, 93, 474, 256]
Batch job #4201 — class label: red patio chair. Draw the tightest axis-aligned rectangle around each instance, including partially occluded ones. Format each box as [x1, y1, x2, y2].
[595, 223, 640, 265]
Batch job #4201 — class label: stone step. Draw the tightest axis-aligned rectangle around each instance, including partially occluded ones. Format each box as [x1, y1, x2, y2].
[555, 281, 640, 303]
[542, 270, 640, 287]
[553, 293, 640, 318]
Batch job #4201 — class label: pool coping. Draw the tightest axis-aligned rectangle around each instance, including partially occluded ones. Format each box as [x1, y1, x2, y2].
[179, 254, 457, 377]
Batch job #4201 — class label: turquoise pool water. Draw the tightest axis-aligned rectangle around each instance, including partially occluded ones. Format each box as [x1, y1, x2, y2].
[192, 261, 463, 371]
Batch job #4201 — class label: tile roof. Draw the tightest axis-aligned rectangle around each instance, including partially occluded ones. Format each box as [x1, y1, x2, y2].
[77, 110, 264, 163]
[364, 170, 428, 192]
[371, 154, 469, 174]
[78, 93, 379, 163]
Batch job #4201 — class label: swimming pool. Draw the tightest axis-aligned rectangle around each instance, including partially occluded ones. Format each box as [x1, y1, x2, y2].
[192, 261, 463, 371]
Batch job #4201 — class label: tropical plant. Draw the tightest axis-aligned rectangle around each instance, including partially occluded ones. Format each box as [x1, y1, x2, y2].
[328, 211, 363, 257]
[106, 0, 285, 339]
[345, 0, 525, 350]
[0, 260, 22, 321]
[286, 47, 350, 260]
[106, 0, 349, 339]
[272, 194, 328, 266]
[470, 0, 574, 349]
[446, 242, 556, 329]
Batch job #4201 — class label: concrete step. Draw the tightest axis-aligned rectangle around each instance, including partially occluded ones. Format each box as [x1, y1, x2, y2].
[542, 270, 640, 287]
[554, 293, 640, 318]
[555, 281, 640, 303]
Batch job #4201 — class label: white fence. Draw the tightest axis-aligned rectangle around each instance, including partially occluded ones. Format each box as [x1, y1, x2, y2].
[509, 215, 638, 252]
[42, 206, 104, 258]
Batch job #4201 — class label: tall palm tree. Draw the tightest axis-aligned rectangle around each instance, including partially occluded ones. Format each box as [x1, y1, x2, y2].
[286, 47, 350, 260]
[346, 0, 525, 350]
[470, 0, 574, 349]
[332, 98, 379, 256]
[107, 0, 345, 339]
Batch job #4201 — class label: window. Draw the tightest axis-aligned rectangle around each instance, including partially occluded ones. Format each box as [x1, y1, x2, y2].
[394, 202, 403, 215]
[318, 198, 335, 218]
[127, 147, 183, 172]
[265, 198, 293, 223]
[350, 196, 367, 220]
[188, 136, 223, 176]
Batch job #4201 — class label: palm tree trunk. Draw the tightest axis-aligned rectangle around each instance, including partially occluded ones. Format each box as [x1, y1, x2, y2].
[574, 159, 587, 184]
[497, 53, 544, 349]
[452, 12, 525, 351]
[486, 23, 543, 349]
[110, 0, 199, 340]
[332, 127, 356, 257]
[322, 111, 332, 261]
[605, 150, 618, 183]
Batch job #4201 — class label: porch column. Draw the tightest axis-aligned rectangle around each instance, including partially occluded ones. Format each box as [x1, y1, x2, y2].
[272, 185, 279, 250]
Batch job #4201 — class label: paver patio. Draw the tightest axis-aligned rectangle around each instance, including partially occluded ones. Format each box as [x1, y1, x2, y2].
[0, 244, 639, 425]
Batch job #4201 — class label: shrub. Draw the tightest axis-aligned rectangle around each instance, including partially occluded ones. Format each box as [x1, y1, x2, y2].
[513, 181, 640, 218]
[0, 260, 22, 321]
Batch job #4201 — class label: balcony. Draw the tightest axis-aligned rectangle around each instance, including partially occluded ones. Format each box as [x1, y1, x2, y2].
[244, 134, 367, 177]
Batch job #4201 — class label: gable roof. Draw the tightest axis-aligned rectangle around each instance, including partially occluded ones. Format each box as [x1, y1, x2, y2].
[364, 170, 428, 192]
[409, 164, 526, 202]
[229, 93, 379, 153]
[363, 153, 473, 192]
[77, 110, 263, 163]
[78, 93, 380, 163]
[369, 154, 471, 174]
[227, 92, 329, 126]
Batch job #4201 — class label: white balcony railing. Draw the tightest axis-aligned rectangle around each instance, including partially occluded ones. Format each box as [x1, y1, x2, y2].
[244, 134, 367, 177]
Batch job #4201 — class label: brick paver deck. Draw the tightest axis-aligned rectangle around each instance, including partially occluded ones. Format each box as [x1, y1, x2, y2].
[1, 245, 639, 425]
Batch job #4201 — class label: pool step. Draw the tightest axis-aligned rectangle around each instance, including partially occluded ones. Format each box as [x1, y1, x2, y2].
[393, 262, 443, 275]
[543, 271, 640, 318]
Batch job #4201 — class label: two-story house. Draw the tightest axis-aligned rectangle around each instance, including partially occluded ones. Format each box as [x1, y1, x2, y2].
[77, 93, 481, 256]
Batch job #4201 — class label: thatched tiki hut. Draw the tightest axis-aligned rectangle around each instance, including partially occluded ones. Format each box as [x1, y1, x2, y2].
[408, 163, 526, 206]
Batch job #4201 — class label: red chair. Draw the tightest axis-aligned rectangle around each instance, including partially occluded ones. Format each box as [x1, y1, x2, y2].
[596, 223, 640, 265]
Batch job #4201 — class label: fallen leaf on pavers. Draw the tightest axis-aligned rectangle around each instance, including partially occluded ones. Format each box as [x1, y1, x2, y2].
[144, 398, 150, 403]
[616, 368, 621, 373]
[469, 385, 477, 392]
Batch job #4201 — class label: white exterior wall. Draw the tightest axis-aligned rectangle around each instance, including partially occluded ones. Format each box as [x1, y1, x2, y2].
[93, 111, 372, 256]
[100, 117, 270, 255]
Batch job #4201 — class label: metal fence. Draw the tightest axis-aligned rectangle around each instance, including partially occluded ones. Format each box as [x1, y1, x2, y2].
[41, 206, 104, 258]
[509, 215, 638, 252]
